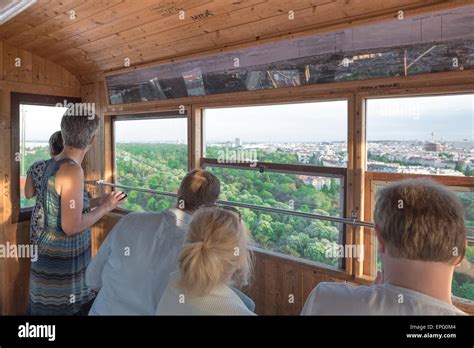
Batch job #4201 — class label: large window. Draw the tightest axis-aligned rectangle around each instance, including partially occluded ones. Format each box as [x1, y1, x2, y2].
[19, 105, 67, 208]
[11, 92, 78, 223]
[114, 115, 188, 212]
[204, 101, 348, 167]
[365, 93, 474, 301]
[203, 100, 348, 267]
[366, 94, 474, 177]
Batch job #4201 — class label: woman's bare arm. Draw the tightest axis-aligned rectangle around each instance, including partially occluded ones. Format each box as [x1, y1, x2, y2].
[24, 175, 35, 199]
[57, 163, 125, 235]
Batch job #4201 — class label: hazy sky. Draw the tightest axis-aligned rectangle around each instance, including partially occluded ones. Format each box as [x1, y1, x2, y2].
[22, 94, 473, 143]
[367, 94, 474, 142]
[20, 105, 67, 142]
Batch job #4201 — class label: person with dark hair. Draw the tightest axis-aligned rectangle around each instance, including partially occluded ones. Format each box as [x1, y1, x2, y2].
[86, 169, 223, 315]
[29, 111, 125, 315]
[25, 130, 64, 246]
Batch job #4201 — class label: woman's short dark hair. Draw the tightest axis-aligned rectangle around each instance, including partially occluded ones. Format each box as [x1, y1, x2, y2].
[48, 130, 63, 156]
[177, 169, 220, 211]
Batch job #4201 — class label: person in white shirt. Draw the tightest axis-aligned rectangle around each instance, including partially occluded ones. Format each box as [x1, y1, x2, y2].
[86, 169, 221, 315]
[157, 205, 256, 315]
[302, 178, 467, 315]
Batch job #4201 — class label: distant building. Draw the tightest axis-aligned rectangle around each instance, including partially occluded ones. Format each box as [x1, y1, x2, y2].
[297, 152, 311, 164]
[425, 142, 441, 152]
[235, 138, 242, 147]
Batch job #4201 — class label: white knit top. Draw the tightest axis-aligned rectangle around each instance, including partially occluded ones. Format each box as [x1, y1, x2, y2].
[156, 273, 256, 316]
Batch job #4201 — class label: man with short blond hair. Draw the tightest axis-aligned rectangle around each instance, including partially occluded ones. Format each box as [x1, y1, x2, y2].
[302, 178, 466, 315]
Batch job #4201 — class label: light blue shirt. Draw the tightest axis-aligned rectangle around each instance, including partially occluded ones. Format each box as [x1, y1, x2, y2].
[86, 208, 192, 315]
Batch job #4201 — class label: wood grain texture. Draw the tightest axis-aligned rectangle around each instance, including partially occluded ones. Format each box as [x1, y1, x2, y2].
[2, 0, 471, 82]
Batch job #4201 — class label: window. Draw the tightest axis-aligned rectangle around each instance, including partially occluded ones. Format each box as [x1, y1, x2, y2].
[366, 94, 474, 177]
[204, 101, 348, 167]
[202, 100, 348, 267]
[206, 166, 344, 267]
[365, 93, 474, 301]
[11, 92, 80, 223]
[114, 115, 188, 213]
[19, 104, 67, 208]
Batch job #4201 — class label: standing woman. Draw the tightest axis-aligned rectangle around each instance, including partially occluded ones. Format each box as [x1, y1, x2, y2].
[30, 110, 125, 315]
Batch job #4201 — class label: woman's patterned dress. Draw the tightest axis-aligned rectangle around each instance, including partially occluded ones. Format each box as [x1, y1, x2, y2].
[30, 158, 95, 315]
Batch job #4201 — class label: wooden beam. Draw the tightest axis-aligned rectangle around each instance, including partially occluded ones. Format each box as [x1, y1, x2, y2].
[0, 41, 4, 80]
[189, 106, 203, 170]
[353, 93, 366, 278]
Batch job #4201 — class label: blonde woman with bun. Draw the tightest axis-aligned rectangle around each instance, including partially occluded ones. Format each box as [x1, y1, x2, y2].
[156, 206, 255, 315]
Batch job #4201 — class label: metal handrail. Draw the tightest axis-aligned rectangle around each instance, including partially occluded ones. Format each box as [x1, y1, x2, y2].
[95, 180, 375, 228]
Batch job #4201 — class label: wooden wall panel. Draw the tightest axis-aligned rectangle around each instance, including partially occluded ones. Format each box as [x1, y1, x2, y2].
[0, 88, 7, 314]
[18, 49, 33, 84]
[282, 263, 303, 315]
[32, 54, 46, 85]
[3, 42, 19, 82]
[249, 255, 266, 315]
[0, 41, 4, 80]
[263, 258, 284, 315]
[0, 40, 80, 315]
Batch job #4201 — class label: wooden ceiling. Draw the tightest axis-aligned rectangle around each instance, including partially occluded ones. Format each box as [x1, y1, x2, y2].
[0, 0, 471, 83]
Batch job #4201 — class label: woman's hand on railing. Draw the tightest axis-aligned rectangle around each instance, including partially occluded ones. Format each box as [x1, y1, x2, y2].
[102, 191, 127, 212]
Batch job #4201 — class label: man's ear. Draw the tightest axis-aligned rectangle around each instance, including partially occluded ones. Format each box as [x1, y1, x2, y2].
[453, 256, 463, 267]
[375, 225, 385, 254]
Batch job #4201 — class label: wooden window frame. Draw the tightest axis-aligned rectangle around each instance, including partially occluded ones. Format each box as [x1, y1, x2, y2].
[10, 92, 81, 223]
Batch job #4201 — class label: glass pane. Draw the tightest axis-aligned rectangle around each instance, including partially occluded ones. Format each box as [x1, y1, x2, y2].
[207, 166, 343, 267]
[454, 241, 474, 301]
[204, 101, 348, 167]
[114, 117, 188, 212]
[118, 190, 177, 214]
[19, 104, 67, 209]
[366, 94, 474, 176]
[373, 183, 474, 300]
